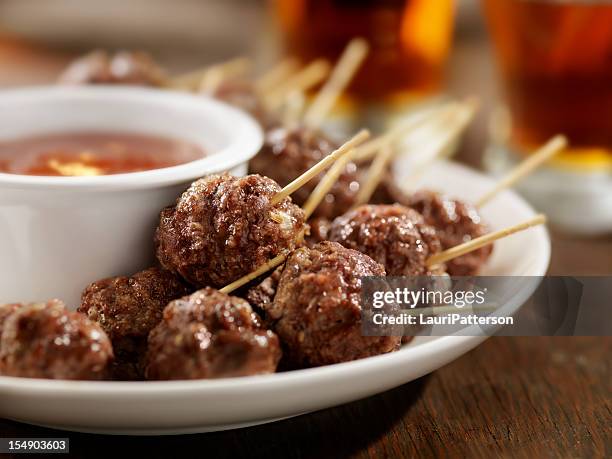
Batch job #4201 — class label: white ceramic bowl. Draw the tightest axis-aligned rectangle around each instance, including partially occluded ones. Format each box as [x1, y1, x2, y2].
[0, 86, 263, 307]
[0, 160, 551, 435]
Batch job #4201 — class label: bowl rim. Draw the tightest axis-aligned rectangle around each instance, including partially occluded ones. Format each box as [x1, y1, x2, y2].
[0, 86, 263, 191]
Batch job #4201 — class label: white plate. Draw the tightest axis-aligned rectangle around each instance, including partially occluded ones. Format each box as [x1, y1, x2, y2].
[0, 160, 551, 435]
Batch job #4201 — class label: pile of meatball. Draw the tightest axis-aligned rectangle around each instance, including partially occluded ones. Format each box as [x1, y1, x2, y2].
[0, 51, 492, 381]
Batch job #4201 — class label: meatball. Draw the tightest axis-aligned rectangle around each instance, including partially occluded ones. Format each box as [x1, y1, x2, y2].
[0, 300, 113, 380]
[407, 190, 492, 276]
[328, 204, 445, 276]
[155, 173, 306, 288]
[79, 267, 191, 380]
[145, 287, 281, 380]
[371, 183, 491, 276]
[267, 241, 401, 367]
[58, 50, 166, 86]
[249, 127, 360, 219]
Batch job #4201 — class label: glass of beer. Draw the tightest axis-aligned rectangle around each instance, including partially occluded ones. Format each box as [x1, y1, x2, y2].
[270, 0, 455, 113]
[482, 0, 612, 234]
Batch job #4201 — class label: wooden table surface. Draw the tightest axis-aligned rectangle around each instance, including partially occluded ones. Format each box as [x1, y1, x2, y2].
[0, 37, 610, 458]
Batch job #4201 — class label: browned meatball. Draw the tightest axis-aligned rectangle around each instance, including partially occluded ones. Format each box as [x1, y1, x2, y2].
[58, 50, 166, 86]
[371, 183, 491, 276]
[267, 241, 401, 367]
[155, 173, 306, 288]
[407, 190, 492, 276]
[145, 287, 281, 380]
[328, 204, 445, 276]
[249, 127, 360, 219]
[0, 300, 113, 380]
[78, 267, 191, 380]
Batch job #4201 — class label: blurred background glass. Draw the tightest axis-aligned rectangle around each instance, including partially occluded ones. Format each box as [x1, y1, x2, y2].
[481, 0, 612, 235]
[482, 0, 612, 163]
[271, 0, 454, 105]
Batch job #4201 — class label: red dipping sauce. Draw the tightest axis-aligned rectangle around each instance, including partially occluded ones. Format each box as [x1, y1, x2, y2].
[0, 131, 206, 176]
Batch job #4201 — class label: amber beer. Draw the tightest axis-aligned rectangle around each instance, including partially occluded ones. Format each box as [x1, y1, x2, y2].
[482, 0, 612, 160]
[271, 0, 454, 105]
